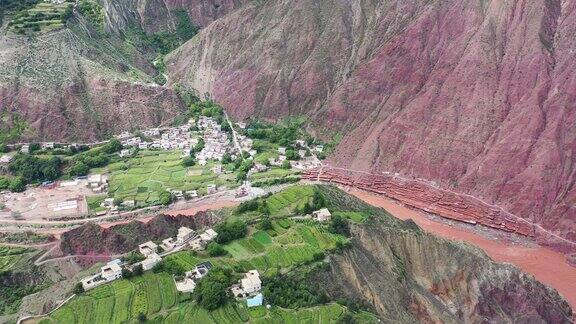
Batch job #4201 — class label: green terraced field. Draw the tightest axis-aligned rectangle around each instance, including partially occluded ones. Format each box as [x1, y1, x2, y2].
[266, 185, 316, 216]
[0, 246, 38, 273]
[42, 272, 177, 324]
[107, 151, 238, 205]
[9, 2, 72, 34]
[149, 302, 357, 324]
[164, 220, 346, 274]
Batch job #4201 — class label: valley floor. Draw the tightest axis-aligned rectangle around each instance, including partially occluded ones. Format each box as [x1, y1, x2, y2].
[349, 188, 576, 309]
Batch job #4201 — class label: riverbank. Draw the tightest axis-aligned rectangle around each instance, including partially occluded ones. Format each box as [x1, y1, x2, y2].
[349, 188, 576, 309]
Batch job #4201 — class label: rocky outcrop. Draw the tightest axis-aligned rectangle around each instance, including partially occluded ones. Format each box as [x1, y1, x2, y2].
[315, 219, 573, 323]
[167, 0, 576, 252]
[59, 212, 217, 255]
[0, 18, 185, 142]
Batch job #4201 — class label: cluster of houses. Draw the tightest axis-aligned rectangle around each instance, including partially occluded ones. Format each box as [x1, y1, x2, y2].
[80, 226, 218, 291]
[116, 121, 199, 156]
[196, 117, 233, 165]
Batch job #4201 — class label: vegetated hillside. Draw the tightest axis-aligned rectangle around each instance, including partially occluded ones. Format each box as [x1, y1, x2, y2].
[166, 0, 576, 247]
[0, 6, 185, 142]
[60, 212, 218, 255]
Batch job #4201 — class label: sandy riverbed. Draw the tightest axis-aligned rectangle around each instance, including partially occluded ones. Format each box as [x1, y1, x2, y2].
[349, 188, 576, 309]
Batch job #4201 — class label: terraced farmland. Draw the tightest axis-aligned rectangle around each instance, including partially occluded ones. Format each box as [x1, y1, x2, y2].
[41, 272, 177, 324]
[266, 185, 317, 216]
[152, 302, 358, 323]
[163, 220, 346, 275]
[8, 2, 72, 34]
[107, 151, 238, 205]
[0, 246, 39, 273]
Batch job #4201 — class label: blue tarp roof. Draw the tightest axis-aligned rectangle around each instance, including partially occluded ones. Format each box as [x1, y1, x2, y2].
[246, 293, 263, 307]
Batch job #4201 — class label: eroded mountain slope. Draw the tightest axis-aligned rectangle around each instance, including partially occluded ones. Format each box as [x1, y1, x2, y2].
[0, 15, 185, 141]
[313, 186, 573, 323]
[167, 0, 576, 248]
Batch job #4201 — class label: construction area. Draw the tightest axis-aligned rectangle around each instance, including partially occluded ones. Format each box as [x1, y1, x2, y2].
[0, 180, 95, 221]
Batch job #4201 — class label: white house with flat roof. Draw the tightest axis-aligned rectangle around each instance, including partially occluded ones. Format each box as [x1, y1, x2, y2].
[101, 262, 122, 282]
[0, 155, 12, 164]
[161, 238, 176, 252]
[200, 228, 218, 243]
[139, 241, 158, 256]
[140, 253, 162, 271]
[177, 227, 196, 245]
[312, 208, 331, 222]
[21, 144, 29, 154]
[232, 270, 262, 298]
[175, 277, 196, 293]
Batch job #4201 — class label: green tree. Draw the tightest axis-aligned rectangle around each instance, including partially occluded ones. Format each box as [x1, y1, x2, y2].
[281, 160, 291, 169]
[159, 190, 173, 206]
[72, 282, 84, 294]
[9, 176, 26, 192]
[0, 176, 10, 190]
[182, 156, 195, 167]
[104, 139, 123, 154]
[206, 242, 227, 257]
[260, 215, 272, 230]
[194, 267, 233, 310]
[329, 214, 350, 236]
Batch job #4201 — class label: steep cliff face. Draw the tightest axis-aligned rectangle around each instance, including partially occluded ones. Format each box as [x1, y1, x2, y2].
[0, 16, 185, 142]
[315, 220, 573, 323]
[167, 0, 576, 248]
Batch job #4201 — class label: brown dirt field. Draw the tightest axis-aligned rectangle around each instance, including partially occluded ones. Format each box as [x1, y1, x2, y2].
[350, 188, 576, 309]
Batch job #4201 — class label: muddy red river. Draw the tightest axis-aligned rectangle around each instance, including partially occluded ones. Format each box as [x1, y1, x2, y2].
[350, 188, 576, 309]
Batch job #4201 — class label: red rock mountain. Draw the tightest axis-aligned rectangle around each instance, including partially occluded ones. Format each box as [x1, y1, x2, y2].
[167, 0, 576, 250]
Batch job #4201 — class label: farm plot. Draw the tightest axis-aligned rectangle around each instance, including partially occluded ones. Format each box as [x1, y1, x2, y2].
[45, 272, 178, 324]
[152, 302, 351, 324]
[0, 247, 38, 273]
[266, 185, 316, 215]
[108, 151, 238, 206]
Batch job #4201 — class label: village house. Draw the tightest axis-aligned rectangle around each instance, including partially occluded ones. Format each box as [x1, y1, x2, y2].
[186, 262, 212, 280]
[42, 142, 55, 150]
[295, 140, 306, 147]
[80, 260, 123, 291]
[298, 150, 307, 158]
[312, 208, 332, 222]
[231, 270, 262, 298]
[123, 200, 136, 208]
[177, 227, 196, 245]
[200, 228, 218, 243]
[189, 237, 205, 251]
[0, 155, 12, 164]
[139, 241, 158, 257]
[119, 149, 131, 157]
[21, 144, 29, 154]
[213, 164, 222, 174]
[278, 147, 287, 155]
[140, 253, 162, 271]
[185, 190, 198, 199]
[138, 142, 149, 150]
[175, 277, 196, 293]
[101, 261, 123, 281]
[236, 122, 247, 129]
[315, 145, 324, 153]
[161, 238, 176, 252]
[207, 184, 217, 195]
